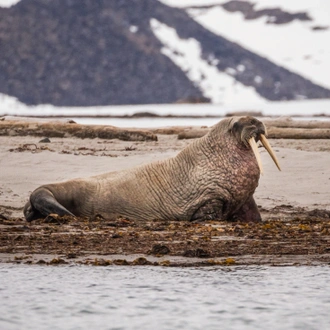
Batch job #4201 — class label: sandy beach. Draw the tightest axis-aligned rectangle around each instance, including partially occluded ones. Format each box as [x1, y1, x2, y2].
[1, 117, 330, 266]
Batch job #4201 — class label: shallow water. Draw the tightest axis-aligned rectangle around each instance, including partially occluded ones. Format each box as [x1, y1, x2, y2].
[72, 116, 330, 128]
[1, 265, 330, 330]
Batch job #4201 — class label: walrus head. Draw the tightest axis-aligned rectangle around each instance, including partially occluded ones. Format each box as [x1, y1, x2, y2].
[229, 116, 281, 174]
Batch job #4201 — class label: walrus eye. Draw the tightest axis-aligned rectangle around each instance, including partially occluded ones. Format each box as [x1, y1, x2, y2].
[248, 135, 281, 174]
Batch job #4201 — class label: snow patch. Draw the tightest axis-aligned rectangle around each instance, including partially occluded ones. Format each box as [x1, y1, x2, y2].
[150, 18, 264, 105]
[0, 0, 21, 7]
[237, 64, 245, 72]
[129, 25, 139, 33]
[185, 5, 330, 89]
[225, 68, 237, 76]
[254, 76, 263, 84]
[160, 0, 330, 90]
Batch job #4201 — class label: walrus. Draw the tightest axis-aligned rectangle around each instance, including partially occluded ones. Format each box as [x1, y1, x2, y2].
[24, 116, 280, 223]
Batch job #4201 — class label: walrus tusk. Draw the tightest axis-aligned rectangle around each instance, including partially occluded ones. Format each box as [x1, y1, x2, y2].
[260, 134, 281, 171]
[248, 137, 263, 175]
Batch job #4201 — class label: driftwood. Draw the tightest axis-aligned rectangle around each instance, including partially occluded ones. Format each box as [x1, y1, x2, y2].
[177, 127, 330, 140]
[0, 120, 157, 141]
[177, 129, 210, 140]
[263, 118, 330, 129]
[152, 126, 196, 135]
[1, 117, 330, 140]
[267, 127, 330, 139]
[176, 118, 330, 140]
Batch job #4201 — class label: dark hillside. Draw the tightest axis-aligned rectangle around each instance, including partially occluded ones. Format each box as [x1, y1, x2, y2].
[0, 0, 329, 106]
[0, 0, 205, 106]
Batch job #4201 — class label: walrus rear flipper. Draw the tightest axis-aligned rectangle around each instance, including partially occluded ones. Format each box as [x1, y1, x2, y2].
[24, 187, 74, 222]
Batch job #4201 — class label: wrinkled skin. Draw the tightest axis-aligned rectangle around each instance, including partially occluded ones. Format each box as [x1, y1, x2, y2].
[24, 116, 267, 223]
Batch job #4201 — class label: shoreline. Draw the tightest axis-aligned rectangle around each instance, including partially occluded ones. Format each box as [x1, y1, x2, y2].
[3, 253, 330, 267]
[1, 208, 330, 267]
[1, 118, 330, 266]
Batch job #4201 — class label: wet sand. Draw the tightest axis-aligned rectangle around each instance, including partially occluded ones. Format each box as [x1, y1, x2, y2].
[1, 118, 330, 266]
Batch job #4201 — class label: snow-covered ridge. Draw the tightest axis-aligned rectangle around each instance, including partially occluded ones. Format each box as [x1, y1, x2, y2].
[1, 0, 329, 108]
[160, 0, 330, 89]
[0, 0, 20, 7]
[150, 18, 264, 105]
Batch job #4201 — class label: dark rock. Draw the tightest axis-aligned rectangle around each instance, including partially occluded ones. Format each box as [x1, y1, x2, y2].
[222, 1, 312, 24]
[39, 137, 51, 143]
[36, 259, 47, 264]
[183, 248, 211, 258]
[66, 253, 77, 259]
[311, 26, 329, 31]
[0, 214, 8, 220]
[132, 257, 152, 265]
[149, 244, 170, 255]
[49, 258, 67, 265]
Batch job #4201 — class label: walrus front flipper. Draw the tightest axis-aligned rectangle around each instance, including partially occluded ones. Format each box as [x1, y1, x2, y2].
[24, 187, 74, 222]
[230, 196, 261, 222]
[190, 199, 225, 222]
